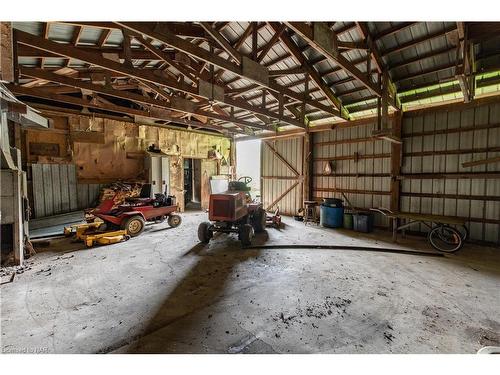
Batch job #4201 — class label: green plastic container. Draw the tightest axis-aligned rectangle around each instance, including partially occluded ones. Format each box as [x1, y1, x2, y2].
[343, 212, 353, 229]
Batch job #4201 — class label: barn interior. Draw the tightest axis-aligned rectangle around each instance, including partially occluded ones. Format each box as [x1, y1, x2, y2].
[1, 20, 499, 355]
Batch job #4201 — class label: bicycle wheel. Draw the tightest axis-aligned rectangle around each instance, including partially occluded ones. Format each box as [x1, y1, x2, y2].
[456, 225, 469, 241]
[428, 225, 463, 253]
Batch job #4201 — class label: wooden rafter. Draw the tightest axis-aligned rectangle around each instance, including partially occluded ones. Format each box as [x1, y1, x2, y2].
[7, 83, 231, 131]
[381, 25, 457, 57]
[61, 21, 209, 40]
[257, 23, 284, 63]
[373, 22, 418, 40]
[7, 80, 256, 134]
[116, 22, 340, 119]
[285, 22, 383, 99]
[270, 22, 347, 119]
[200, 22, 242, 64]
[14, 29, 305, 129]
[356, 22, 400, 109]
[131, 32, 199, 83]
[17, 68, 271, 131]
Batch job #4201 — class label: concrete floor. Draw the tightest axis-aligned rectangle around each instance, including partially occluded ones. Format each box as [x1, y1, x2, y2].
[1, 211, 499, 354]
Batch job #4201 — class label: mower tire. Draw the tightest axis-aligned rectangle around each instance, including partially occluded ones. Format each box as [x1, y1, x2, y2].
[198, 221, 213, 243]
[167, 214, 182, 228]
[239, 224, 254, 246]
[122, 215, 145, 237]
[251, 207, 267, 233]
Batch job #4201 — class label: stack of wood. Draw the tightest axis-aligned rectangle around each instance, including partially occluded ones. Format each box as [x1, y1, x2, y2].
[97, 182, 143, 209]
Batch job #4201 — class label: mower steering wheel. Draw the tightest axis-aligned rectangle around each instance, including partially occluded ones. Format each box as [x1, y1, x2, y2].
[238, 176, 253, 185]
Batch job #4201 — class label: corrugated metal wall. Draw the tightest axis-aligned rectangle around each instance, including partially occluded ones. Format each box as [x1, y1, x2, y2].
[313, 121, 392, 227]
[76, 183, 107, 211]
[401, 102, 500, 243]
[32, 163, 78, 218]
[31, 163, 105, 218]
[261, 137, 303, 216]
[259, 101, 499, 245]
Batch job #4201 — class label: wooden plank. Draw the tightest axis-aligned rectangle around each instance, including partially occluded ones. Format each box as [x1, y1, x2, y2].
[399, 172, 500, 179]
[405, 146, 500, 157]
[314, 153, 390, 161]
[315, 187, 391, 195]
[70, 131, 105, 144]
[285, 22, 383, 99]
[403, 122, 500, 137]
[401, 192, 500, 202]
[264, 141, 300, 176]
[59, 164, 70, 213]
[29, 142, 60, 156]
[390, 112, 402, 212]
[386, 212, 466, 226]
[51, 165, 62, 214]
[303, 132, 313, 201]
[266, 181, 300, 211]
[270, 23, 345, 117]
[200, 22, 242, 64]
[31, 164, 46, 218]
[257, 23, 285, 63]
[68, 164, 78, 211]
[461, 156, 500, 168]
[42, 164, 54, 216]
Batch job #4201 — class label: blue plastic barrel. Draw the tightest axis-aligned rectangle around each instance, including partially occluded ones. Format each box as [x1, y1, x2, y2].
[320, 205, 344, 228]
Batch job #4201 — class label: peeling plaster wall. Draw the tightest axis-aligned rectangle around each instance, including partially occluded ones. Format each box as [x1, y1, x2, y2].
[25, 114, 232, 213]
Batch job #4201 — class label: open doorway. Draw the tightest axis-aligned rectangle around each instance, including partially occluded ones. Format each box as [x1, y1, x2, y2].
[184, 158, 202, 210]
[236, 139, 261, 201]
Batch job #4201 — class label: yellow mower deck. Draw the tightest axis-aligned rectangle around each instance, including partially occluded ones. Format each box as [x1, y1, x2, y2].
[64, 221, 130, 248]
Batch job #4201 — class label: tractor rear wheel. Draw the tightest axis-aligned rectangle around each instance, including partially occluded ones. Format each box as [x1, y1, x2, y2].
[251, 207, 267, 233]
[239, 224, 254, 246]
[122, 215, 145, 237]
[198, 221, 213, 243]
[167, 214, 182, 228]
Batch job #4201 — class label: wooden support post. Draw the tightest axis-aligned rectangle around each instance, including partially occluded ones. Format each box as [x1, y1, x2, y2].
[302, 74, 309, 125]
[390, 111, 403, 212]
[382, 71, 389, 129]
[376, 73, 382, 130]
[0, 22, 15, 82]
[230, 135, 237, 180]
[302, 129, 313, 202]
[252, 23, 258, 60]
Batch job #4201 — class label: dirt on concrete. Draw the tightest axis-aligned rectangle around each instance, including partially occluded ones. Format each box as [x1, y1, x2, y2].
[1, 211, 499, 354]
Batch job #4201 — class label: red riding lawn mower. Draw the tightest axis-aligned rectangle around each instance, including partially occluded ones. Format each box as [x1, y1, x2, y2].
[197, 176, 274, 246]
[87, 184, 182, 237]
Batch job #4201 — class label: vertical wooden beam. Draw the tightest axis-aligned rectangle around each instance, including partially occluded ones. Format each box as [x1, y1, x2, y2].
[302, 72, 312, 202]
[0, 22, 15, 82]
[376, 73, 382, 130]
[382, 71, 389, 128]
[252, 23, 258, 60]
[390, 111, 403, 212]
[121, 28, 133, 68]
[230, 135, 237, 180]
[302, 130, 313, 202]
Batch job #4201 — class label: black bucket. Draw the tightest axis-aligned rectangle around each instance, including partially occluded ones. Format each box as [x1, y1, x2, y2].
[353, 212, 374, 233]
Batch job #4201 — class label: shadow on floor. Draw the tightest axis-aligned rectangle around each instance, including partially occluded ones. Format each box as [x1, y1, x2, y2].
[120, 231, 269, 353]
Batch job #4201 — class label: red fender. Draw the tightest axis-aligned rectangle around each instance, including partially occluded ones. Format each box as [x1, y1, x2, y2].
[96, 211, 145, 227]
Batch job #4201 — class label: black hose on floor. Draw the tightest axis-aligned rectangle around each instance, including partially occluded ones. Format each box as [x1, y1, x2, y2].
[244, 244, 445, 257]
